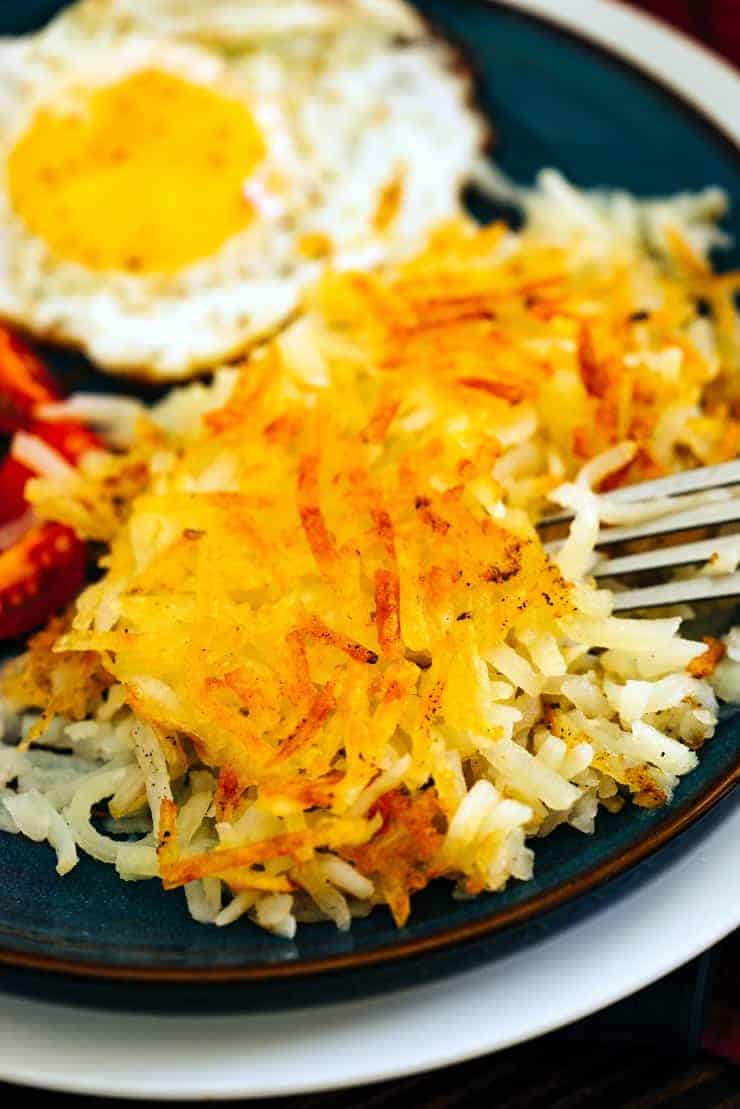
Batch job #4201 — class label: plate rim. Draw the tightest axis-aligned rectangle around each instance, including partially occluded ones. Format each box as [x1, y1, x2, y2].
[0, 792, 737, 1100]
[0, 755, 736, 982]
[0, 0, 738, 985]
[496, 0, 740, 147]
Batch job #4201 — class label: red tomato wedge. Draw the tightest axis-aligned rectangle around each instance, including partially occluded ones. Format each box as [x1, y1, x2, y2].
[0, 326, 60, 434]
[0, 456, 31, 527]
[26, 417, 101, 462]
[0, 522, 86, 640]
[0, 324, 100, 640]
[0, 422, 100, 528]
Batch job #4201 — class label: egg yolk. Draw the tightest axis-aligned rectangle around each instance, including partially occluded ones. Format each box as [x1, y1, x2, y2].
[8, 69, 266, 273]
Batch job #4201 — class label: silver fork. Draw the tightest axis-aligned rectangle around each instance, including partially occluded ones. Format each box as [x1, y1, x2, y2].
[538, 460, 740, 611]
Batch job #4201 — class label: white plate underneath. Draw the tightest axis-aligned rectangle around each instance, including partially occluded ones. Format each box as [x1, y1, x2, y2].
[0, 1, 738, 1099]
[0, 794, 737, 1101]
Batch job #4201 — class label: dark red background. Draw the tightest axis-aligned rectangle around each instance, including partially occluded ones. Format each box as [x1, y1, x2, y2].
[626, 0, 740, 65]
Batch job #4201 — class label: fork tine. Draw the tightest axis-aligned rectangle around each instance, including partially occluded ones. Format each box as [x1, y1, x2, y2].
[610, 571, 740, 612]
[539, 460, 740, 526]
[592, 534, 740, 578]
[544, 495, 740, 554]
[596, 459, 740, 504]
[539, 462, 740, 609]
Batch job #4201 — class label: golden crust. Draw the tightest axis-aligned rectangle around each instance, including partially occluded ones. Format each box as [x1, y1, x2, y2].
[13, 218, 737, 922]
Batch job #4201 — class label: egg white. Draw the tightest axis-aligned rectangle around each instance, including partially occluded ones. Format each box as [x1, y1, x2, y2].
[0, 2, 488, 378]
[42, 0, 426, 50]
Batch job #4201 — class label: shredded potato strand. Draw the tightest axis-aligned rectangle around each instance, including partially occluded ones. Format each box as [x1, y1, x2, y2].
[7, 212, 736, 927]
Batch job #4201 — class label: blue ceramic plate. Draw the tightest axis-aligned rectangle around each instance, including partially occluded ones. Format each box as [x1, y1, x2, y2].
[0, 0, 737, 991]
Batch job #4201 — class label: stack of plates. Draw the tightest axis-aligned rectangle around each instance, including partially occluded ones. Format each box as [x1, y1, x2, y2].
[0, 1, 737, 1097]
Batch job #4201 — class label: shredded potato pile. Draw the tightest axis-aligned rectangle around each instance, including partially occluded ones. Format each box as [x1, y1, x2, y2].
[3, 182, 738, 933]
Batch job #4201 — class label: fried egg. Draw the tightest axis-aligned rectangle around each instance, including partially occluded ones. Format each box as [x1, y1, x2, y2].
[0, 1, 487, 378]
[45, 0, 425, 46]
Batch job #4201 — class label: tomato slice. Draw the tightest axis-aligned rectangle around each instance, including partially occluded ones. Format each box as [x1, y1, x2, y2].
[0, 326, 101, 639]
[0, 521, 86, 640]
[26, 417, 101, 462]
[0, 421, 101, 527]
[0, 455, 32, 527]
[0, 326, 60, 434]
